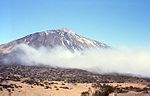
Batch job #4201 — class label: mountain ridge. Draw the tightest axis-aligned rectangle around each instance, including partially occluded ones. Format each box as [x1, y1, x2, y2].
[0, 28, 110, 53]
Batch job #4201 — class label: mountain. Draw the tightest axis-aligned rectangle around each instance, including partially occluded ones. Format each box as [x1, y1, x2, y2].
[0, 28, 109, 53]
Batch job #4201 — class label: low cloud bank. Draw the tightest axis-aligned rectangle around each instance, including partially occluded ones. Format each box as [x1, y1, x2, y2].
[4, 44, 150, 77]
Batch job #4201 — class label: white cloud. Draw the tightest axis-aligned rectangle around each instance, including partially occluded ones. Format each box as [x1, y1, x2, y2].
[6, 44, 150, 77]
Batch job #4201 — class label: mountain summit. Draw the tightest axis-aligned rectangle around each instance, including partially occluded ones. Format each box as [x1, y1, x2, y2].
[0, 28, 109, 53]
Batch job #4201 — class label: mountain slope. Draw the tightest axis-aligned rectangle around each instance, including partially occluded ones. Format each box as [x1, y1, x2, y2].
[0, 28, 109, 53]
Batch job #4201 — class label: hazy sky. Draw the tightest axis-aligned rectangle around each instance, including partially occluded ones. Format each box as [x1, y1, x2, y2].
[0, 0, 150, 47]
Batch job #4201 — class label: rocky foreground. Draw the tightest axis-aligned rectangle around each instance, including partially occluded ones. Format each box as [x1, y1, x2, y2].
[0, 64, 150, 96]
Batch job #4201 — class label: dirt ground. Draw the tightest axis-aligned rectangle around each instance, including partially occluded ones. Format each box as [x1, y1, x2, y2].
[0, 81, 150, 96]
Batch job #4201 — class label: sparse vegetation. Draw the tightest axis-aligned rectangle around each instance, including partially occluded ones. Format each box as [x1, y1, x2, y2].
[81, 91, 90, 96]
[44, 85, 51, 89]
[92, 84, 114, 96]
[0, 64, 149, 85]
[60, 86, 69, 89]
[0, 87, 3, 91]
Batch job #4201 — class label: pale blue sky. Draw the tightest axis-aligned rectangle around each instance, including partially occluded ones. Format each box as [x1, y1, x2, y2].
[0, 0, 150, 47]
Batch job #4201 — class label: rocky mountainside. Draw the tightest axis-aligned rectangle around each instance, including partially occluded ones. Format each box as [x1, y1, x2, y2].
[0, 64, 150, 84]
[0, 28, 109, 53]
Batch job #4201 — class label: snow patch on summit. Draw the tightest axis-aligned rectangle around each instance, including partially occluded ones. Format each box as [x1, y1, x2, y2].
[0, 28, 109, 53]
